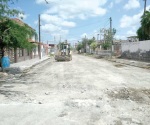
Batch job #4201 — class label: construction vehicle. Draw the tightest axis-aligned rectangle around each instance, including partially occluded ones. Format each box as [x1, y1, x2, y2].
[54, 41, 72, 61]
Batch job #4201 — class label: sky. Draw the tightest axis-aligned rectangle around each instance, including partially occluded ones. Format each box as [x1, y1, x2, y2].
[11, 0, 150, 44]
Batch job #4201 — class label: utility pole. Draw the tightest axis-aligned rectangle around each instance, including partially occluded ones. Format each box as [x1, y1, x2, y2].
[54, 36, 56, 43]
[144, 0, 147, 16]
[110, 17, 113, 57]
[38, 14, 41, 59]
[143, 0, 147, 40]
[97, 34, 99, 42]
[85, 35, 87, 53]
[99, 29, 102, 42]
[99, 30, 102, 50]
[59, 35, 61, 43]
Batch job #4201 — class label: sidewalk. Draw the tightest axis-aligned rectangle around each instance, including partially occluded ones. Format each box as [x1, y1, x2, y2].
[4, 56, 50, 74]
[81, 53, 150, 69]
[108, 58, 150, 69]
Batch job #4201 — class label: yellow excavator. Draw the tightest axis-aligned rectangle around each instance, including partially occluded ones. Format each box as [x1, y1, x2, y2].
[54, 42, 72, 61]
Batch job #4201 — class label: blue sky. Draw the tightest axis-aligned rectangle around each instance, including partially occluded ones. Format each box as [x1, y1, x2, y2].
[12, 0, 150, 44]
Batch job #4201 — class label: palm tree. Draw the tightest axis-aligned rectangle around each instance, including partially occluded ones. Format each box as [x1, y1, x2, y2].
[137, 10, 150, 40]
[141, 11, 150, 36]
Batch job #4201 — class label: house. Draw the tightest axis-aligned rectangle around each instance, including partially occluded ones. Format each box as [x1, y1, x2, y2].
[0, 18, 48, 64]
[49, 44, 56, 54]
[127, 36, 139, 42]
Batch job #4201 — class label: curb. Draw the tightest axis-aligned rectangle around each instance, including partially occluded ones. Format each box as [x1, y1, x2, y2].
[107, 59, 150, 69]
[80, 53, 150, 69]
[30, 57, 50, 68]
[3, 57, 51, 74]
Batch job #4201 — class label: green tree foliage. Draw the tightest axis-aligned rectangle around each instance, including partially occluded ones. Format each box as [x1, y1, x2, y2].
[76, 42, 83, 52]
[137, 10, 150, 40]
[0, 19, 36, 50]
[102, 42, 111, 50]
[76, 37, 97, 53]
[0, 0, 22, 20]
[88, 37, 95, 46]
[104, 31, 112, 43]
[90, 42, 97, 51]
[102, 29, 114, 50]
[82, 38, 88, 52]
[137, 26, 150, 41]
[0, 0, 37, 54]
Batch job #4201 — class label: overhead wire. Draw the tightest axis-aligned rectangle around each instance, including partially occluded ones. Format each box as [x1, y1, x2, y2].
[38, 0, 112, 42]
[67, 18, 110, 40]
[38, 1, 111, 41]
[70, 16, 110, 30]
[39, 17, 110, 42]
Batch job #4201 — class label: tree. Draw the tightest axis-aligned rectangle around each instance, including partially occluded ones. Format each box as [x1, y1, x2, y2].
[102, 31, 111, 50]
[0, 0, 22, 20]
[101, 28, 116, 50]
[0, 0, 36, 58]
[90, 42, 97, 51]
[137, 26, 150, 41]
[0, 19, 36, 49]
[82, 38, 88, 53]
[87, 37, 95, 46]
[102, 42, 111, 50]
[137, 10, 150, 40]
[76, 42, 83, 53]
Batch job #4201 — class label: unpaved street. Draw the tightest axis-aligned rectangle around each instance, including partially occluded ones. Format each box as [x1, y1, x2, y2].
[0, 54, 150, 125]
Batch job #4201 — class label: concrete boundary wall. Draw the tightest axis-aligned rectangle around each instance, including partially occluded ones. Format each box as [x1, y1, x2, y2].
[121, 40, 150, 62]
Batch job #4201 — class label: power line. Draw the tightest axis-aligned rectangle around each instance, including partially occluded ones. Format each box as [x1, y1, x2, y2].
[70, 17, 110, 29]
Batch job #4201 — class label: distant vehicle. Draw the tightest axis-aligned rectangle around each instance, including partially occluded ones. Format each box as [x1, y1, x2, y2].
[54, 41, 72, 61]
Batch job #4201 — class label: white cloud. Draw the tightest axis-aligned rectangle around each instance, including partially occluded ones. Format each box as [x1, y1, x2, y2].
[39, 14, 75, 36]
[115, 29, 136, 40]
[34, 20, 38, 25]
[120, 13, 141, 28]
[41, 24, 61, 32]
[109, 2, 114, 8]
[18, 13, 28, 20]
[52, 30, 69, 37]
[94, 8, 106, 16]
[35, 0, 108, 40]
[38, 0, 107, 20]
[120, 5, 150, 28]
[81, 33, 87, 38]
[115, 35, 126, 40]
[115, 0, 122, 4]
[41, 14, 60, 24]
[40, 14, 76, 28]
[61, 21, 76, 27]
[41, 24, 69, 36]
[35, 0, 47, 4]
[124, 0, 140, 10]
[127, 30, 136, 36]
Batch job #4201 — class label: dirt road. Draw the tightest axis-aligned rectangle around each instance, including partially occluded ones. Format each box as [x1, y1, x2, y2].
[0, 54, 150, 125]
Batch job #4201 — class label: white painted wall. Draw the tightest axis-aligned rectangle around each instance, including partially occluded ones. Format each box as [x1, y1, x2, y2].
[121, 40, 150, 52]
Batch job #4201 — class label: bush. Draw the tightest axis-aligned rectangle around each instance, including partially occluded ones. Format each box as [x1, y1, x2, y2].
[102, 42, 111, 50]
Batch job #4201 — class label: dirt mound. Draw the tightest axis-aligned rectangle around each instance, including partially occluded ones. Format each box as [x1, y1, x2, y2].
[107, 87, 150, 104]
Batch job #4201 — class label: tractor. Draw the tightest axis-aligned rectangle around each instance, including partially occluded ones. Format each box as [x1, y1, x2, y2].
[54, 42, 72, 61]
